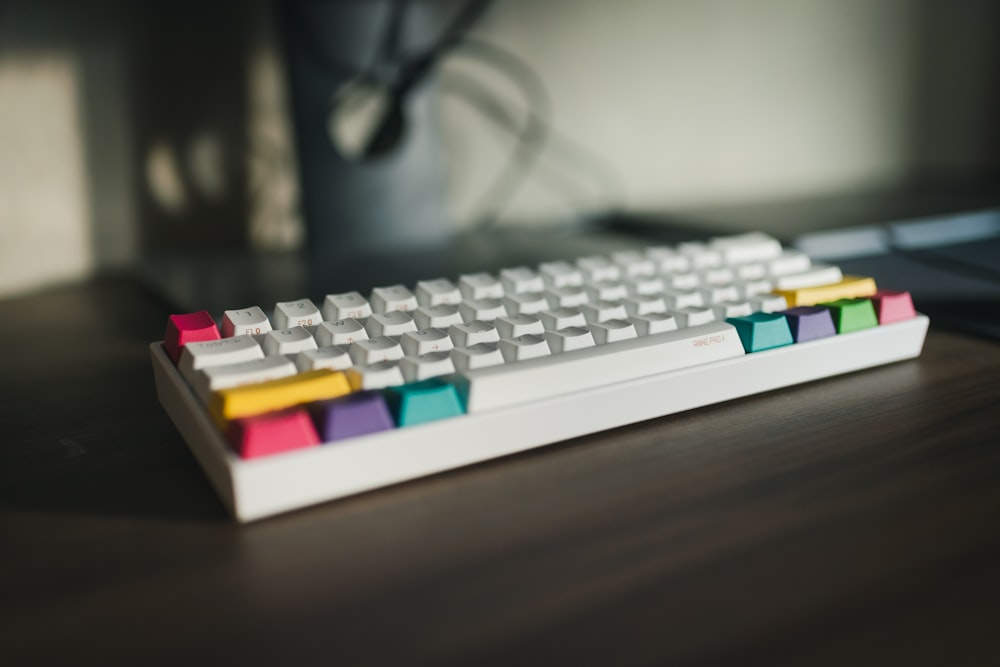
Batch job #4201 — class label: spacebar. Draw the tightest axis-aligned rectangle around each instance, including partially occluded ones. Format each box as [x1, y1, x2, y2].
[455, 321, 746, 413]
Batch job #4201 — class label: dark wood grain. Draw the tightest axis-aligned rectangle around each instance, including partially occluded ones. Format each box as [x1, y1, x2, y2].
[2, 277, 999, 666]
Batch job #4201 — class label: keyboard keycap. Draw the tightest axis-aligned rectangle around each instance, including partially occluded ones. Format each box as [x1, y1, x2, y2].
[179, 335, 265, 386]
[262, 327, 318, 356]
[499, 334, 552, 361]
[273, 299, 321, 329]
[228, 408, 321, 459]
[400, 328, 453, 356]
[726, 313, 794, 353]
[457, 321, 745, 413]
[458, 273, 504, 299]
[385, 379, 465, 426]
[222, 307, 272, 338]
[349, 337, 404, 366]
[164, 311, 221, 364]
[451, 342, 506, 371]
[322, 292, 372, 321]
[210, 369, 352, 425]
[495, 314, 545, 338]
[415, 279, 462, 306]
[315, 318, 367, 346]
[370, 285, 418, 313]
[195, 356, 298, 402]
[346, 360, 406, 390]
[313, 392, 395, 442]
[459, 297, 507, 321]
[782, 306, 837, 343]
[871, 290, 916, 324]
[295, 346, 353, 372]
[399, 351, 456, 382]
[824, 298, 879, 333]
[413, 304, 464, 329]
[366, 310, 418, 337]
[448, 320, 500, 347]
[773, 265, 844, 291]
[544, 326, 596, 353]
[775, 275, 877, 307]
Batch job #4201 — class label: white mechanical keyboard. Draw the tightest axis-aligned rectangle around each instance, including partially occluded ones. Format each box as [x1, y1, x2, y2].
[151, 232, 929, 521]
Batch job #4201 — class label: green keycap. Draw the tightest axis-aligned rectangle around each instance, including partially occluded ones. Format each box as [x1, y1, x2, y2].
[384, 379, 465, 427]
[725, 312, 794, 353]
[823, 298, 878, 333]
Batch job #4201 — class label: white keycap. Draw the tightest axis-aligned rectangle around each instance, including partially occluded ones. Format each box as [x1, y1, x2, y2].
[774, 265, 843, 290]
[611, 250, 656, 277]
[626, 276, 666, 296]
[273, 298, 322, 329]
[674, 306, 717, 328]
[502, 292, 548, 315]
[545, 326, 596, 353]
[349, 337, 405, 366]
[749, 294, 789, 313]
[458, 272, 504, 299]
[539, 308, 587, 331]
[499, 334, 552, 362]
[400, 351, 456, 382]
[768, 250, 812, 276]
[451, 342, 506, 371]
[663, 273, 700, 290]
[178, 335, 265, 387]
[413, 304, 464, 329]
[700, 267, 735, 285]
[365, 310, 418, 337]
[222, 306, 272, 338]
[736, 263, 767, 281]
[646, 247, 690, 273]
[544, 287, 589, 309]
[677, 242, 723, 268]
[262, 327, 318, 356]
[415, 279, 462, 306]
[495, 314, 545, 338]
[712, 301, 754, 319]
[623, 295, 668, 316]
[630, 313, 678, 336]
[580, 300, 628, 324]
[577, 256, 620, 282]
[322, 291, 372, 321]
[460, 321, 745, 413]
[370, 285, 418, 313]
[296, 346, 353, 372]
[459, 298, 507, 321]
[700, 285, 741, 304]
[737, 279, 774, 298]
[400, 328, 453, 356]
[500, 267, 545, 294]
[194, 356, 297, 403]
[538, 261, 584, 288]
[316, 318, 367, 346]
[584, 280, 628, 302]
[590, 319, 638, 344]
[448, 320, 500, 347]
[710, 232, 783, 263]
[663, 290, 705, 309]
[347, 360, 405, 390]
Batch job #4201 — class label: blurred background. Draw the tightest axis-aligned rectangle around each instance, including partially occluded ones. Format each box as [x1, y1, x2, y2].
[1, 0, 998, 297]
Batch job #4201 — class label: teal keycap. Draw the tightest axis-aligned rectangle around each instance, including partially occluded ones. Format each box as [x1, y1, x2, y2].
[726, 312, 794, 353]
[385, 378, 465, 427]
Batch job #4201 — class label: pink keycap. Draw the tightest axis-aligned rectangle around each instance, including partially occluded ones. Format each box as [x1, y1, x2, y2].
[163, 311, 221, 364]
[871, 290, 916, 324]
[228, 409, 321, 459]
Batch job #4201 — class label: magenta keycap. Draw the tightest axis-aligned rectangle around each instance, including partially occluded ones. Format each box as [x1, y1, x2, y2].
[228, 408, 321, 459]
[871, 290, 916, 324]
[313, 392, 395, 443]
[164, 311, 221, 364]
[781, 306, 837, 342]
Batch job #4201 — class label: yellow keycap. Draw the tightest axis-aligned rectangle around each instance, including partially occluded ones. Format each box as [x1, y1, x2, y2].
[774, 275, 877, 307]
[210, 369, 351, 426]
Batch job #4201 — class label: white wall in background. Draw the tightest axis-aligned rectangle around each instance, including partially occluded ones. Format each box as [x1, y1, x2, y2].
[0, 55, 93, 297]
[440, 0, 920, 225]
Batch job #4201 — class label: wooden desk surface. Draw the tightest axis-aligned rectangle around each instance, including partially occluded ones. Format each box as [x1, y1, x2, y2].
[2, 277, 999, 665]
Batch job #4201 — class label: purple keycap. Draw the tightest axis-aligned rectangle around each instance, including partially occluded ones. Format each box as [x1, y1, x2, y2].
[782, 306, 837, 342]
[313, 392, 395, 442]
